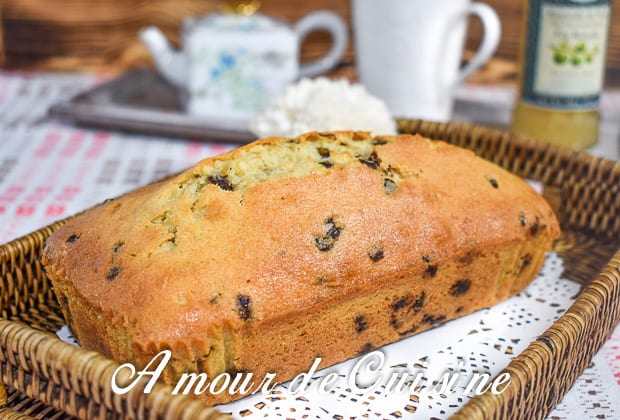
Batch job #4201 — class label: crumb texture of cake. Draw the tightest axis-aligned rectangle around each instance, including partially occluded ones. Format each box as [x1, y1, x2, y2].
[42, 132, 560, 404]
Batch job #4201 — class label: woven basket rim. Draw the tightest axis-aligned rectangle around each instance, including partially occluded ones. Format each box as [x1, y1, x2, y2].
[1, 120, 619, 419]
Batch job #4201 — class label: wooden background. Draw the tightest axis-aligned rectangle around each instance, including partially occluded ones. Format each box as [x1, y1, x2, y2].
[1, 0, 620, 86]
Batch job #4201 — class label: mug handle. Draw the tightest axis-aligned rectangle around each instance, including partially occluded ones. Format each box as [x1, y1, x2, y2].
[454, 2, 501, 86]
[294, 11, 348, 78]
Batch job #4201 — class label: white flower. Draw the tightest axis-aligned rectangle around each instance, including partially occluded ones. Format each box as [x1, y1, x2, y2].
[251, 78, 397, 138]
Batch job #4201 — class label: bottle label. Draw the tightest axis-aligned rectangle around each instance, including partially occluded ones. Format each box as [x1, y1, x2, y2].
[522, 0, 610, 110]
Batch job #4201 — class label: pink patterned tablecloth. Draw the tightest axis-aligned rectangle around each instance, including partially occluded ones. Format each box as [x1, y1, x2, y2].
[0, 71, 618, 419]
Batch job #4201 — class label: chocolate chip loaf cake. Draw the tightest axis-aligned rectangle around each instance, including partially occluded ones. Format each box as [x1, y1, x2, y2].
[42, 132, 559, 404]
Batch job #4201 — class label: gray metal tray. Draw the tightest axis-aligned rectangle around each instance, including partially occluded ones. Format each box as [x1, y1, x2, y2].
[48, 69, 255, 143]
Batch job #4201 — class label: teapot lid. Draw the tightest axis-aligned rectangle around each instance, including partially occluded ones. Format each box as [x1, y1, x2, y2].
[183, 13, 287, 34]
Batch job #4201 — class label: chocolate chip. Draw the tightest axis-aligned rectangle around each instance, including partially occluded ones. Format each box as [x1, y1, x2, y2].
[422, 255, 431, 263]
[519, 213, 527, 227]
[519, 254, 532, 274]
[208, 174, 234, 191]
[359, 151, 381, 169]
[372, 138, 389, 145]
[112, 241, 124, 253]
[105, 265, 120, 280]
[313, 217, 342, 251]
[368, 244, 384, 261]
[319, 160, 333, 168]
[317, 147, 330, 158]
[393, 297, 407, 311]
[422, 314, 446, 325]
[398, 325, 419, 336]
[359, 158, 378, 169]
[383, 178, 398, 194]
[530, 218, 541, 236]
[412, 291, 425, 313]
[325, 218, 341, 239]
[66, 234, 80, 243]
[450, 279, 471, 296]
[237, 295, 251, 320]
[455, 306, 464, 314]
[210, 293, 220, 305]
[391, 293, 429, 333]
[359, 342, 374, 355]
[354, 315, 368, 333]
[102, 198, 115, 204]
[425, 264, 438, 278]
[487, 177, 499, 188]
[314, 236, 333, 251]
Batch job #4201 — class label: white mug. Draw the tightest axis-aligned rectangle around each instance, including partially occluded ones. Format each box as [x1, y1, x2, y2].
[352, 0, 501, 121]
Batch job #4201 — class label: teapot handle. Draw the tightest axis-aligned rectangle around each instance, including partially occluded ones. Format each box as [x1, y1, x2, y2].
[294, 11, 348, 78]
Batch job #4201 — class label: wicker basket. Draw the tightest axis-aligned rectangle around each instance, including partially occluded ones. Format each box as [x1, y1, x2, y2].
[1, 120, 619, 419]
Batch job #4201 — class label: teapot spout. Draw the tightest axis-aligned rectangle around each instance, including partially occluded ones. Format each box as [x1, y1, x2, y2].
[139, 26, 187, 89]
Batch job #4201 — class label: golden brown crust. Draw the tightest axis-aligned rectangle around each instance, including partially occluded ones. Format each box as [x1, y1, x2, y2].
[42, 132, 560, 404]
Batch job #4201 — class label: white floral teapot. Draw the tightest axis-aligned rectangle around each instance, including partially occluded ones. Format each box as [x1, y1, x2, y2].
[140, 11, 347, 124]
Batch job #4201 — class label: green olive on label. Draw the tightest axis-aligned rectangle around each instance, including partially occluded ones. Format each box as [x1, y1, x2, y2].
[575, 42, 586, 53]
[554, 51, 568, 64]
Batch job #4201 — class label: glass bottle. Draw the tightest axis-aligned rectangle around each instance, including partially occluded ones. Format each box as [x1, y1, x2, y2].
[510, 0, 612, 150]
